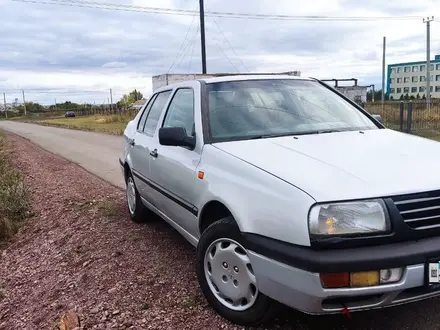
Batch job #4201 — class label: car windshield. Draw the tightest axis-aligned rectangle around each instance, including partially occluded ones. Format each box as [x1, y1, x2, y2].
[207, 79, 377, 142]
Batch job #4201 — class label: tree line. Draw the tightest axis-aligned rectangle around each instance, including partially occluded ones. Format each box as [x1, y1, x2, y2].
[366, 89, 389, 102]
[9, 90, 145, 114]
[366, 89, 432, 102]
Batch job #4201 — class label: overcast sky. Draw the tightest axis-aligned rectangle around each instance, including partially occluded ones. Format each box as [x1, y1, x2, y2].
[0, 0, 439, 105]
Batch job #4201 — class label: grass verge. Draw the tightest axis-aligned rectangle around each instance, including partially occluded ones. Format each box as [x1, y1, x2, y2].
[36, 115, 132, 135]
[0, 132, 30, 242]
[413, 130, 440, 141]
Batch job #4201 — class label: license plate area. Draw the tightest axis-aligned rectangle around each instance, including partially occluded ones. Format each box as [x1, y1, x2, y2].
[426, 259, 440, 286]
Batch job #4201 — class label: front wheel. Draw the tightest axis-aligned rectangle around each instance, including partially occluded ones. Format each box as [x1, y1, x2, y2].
[196, 216, 275, 326]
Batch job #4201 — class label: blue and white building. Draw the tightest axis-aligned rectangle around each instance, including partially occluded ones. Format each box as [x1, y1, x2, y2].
[387, 54, 440, 99]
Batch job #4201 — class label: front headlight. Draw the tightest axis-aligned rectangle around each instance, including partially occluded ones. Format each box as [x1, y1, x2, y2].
[308, 199, 390, 236]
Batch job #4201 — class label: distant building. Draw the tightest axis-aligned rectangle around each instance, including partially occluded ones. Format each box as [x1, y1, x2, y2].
[322, 78, 368, 104]
[387, 54, 440, 99]
[336, 86, 368, 103]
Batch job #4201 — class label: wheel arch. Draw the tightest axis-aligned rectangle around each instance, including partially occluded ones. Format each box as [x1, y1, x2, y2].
[198, 200, 242, 235]
[122, 153, 135, 183]
[123, 161, 131, 183]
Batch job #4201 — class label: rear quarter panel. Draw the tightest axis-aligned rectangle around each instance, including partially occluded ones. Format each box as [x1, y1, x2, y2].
[121, 110, 142, 169]
[196, 145, 316, 247]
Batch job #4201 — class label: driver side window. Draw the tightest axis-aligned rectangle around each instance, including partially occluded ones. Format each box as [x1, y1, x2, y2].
[162, 88, 195, 136]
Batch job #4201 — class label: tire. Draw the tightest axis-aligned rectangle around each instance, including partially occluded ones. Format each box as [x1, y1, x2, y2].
[196, 216, 275, 326]
[125, 171, 149, 223]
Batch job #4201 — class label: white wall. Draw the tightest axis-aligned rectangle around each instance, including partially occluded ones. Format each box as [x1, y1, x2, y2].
[336, 86, 368, 102]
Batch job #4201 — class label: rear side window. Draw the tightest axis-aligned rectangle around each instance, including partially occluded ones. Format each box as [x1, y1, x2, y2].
[137, 94, 157, 131]
[144, 91, 172, 136]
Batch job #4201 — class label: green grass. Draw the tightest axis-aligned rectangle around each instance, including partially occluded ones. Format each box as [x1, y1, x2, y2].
[413, 130, 440, 141]
[0, 132, 30, 242]
[36, 114, 133, 135]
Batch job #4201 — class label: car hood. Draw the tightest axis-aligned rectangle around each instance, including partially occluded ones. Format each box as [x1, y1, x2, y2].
[213, 129, 440, 202]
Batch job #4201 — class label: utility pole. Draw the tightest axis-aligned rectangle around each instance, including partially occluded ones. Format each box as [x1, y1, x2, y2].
[109, 89, 113, 111]
[3, 93, 7, 119]
[22, 90, 26, 116]
[199, 0, 207, 73]
[424, 16, 434, 110]
[381, 36, 386, 108]
[54, 98, 57, 111]
[368, 84, 375, 102]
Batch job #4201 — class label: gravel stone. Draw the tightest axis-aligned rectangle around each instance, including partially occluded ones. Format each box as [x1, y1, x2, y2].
[90, 308, 99, 314]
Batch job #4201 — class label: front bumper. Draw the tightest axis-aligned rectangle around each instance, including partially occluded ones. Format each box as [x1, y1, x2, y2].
[243, 234, 440, 314]
[248, 252, 440, 314]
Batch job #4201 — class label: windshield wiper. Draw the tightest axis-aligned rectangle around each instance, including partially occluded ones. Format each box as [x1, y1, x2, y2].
[248, 129, 343, 140]
[248, 133, 297, 140]
[317, 129, 341, 134]
[293, 129, 343, 136]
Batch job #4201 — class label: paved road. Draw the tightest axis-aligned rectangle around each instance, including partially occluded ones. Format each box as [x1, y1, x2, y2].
[0, 121, 125, 189]
[2, 121, 440, 329]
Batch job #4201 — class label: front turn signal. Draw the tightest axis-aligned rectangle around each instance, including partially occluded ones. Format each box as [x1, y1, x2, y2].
[320, 272, 350, 288]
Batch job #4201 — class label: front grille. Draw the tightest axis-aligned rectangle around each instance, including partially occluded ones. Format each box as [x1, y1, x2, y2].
[392, 190, 440, 230]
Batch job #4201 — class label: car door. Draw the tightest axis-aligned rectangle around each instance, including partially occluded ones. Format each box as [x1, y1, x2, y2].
[130, 90, 172, 204]
[148, 85, 203, 238]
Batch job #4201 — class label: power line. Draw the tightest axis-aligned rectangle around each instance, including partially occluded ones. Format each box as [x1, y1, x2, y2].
[188, 30, 197, 72]
[11, 0, 426, 21]
[167, 13, 197, 73]
[210, 16, 250, 73]
[11, 0, 197, 16]
[175, 24, 200, 71]
[206, 25, 240, 73]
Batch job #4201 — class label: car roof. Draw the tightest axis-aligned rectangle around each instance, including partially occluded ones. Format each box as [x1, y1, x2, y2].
[152, 75, 314, 93]
[200, 74, 312, 84]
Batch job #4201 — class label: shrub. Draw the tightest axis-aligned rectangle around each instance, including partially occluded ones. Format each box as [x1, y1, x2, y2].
[0, 133, 29, 241]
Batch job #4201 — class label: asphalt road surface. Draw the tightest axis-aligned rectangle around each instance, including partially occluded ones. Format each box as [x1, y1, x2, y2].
[1, 121, 440, 329]
[0, 121, 125, 189]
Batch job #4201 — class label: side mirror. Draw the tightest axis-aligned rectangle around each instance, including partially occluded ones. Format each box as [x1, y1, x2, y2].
[159, 127, 196, 149]
[372, 114, 383, 124]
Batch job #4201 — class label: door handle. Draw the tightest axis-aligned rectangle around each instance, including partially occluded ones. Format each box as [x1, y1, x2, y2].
[150, 149, 158, 158]
[128, 138, 135, 146]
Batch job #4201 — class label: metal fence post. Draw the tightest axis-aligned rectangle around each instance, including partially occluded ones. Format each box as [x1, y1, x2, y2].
[407, 101, 413, 134]
[399, 101, 404, 131]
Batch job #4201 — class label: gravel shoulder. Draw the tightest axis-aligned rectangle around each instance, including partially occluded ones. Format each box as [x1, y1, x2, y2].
[0, 132, 439, 330]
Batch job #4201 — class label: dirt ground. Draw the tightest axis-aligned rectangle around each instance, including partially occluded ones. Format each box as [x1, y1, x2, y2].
[2, 132, 437, 330]
[0, 133, 241, 330]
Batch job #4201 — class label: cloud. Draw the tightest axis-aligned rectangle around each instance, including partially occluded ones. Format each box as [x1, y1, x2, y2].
[102, 61, 128, 68]
[0, 0, 438, 104]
